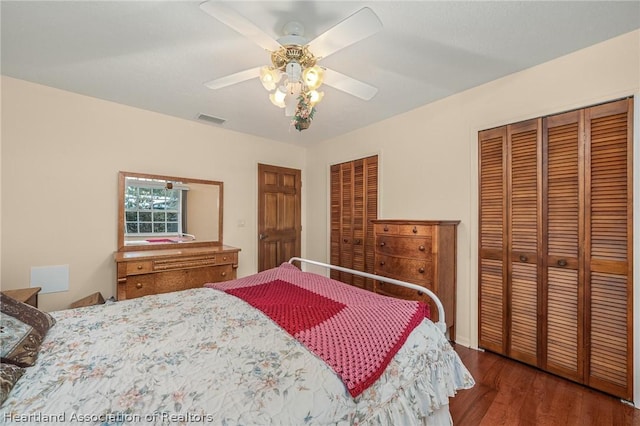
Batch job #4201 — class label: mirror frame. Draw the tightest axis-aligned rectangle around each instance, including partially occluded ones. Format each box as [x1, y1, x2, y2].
[117, 171, 223, 252]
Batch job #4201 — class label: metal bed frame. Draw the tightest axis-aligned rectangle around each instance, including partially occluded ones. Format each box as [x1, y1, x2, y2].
[288, 257, 446, 334]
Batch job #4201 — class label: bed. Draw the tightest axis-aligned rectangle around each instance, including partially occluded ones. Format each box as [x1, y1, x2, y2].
[1, 258, 474, 425]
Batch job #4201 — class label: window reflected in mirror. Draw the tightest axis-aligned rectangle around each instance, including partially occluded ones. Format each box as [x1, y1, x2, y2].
[118, 172, 223, 251]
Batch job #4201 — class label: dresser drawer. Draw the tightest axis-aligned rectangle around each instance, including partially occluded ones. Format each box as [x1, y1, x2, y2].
[125, 274, 156, 298]
[375, 255, 433, 284]
[217, 252, 237, 265]
[186, 264, 235, 285]
[376, 236, 432, 257]
[374, 223, 433, 237]
[398, 224, 432, 236]
[374, 223, 399, 235]
[126, 261, 154, 275]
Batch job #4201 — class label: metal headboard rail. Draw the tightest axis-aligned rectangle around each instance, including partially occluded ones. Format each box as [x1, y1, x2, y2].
[288, 257, 446, 334]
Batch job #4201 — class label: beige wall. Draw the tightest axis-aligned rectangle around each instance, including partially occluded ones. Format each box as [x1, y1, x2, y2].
[305, 30, 640, 350]
[1, 76, 307, 311]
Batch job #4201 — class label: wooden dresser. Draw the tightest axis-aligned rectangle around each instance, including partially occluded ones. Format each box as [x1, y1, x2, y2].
[372, 219, 459, 340]
[114, 245, 240, 300]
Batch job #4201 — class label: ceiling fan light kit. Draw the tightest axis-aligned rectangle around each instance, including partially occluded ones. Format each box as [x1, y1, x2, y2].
[200, 1, 382, 132]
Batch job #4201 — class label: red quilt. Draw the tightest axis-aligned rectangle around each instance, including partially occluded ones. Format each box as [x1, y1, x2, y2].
[206, 263, 430, 397]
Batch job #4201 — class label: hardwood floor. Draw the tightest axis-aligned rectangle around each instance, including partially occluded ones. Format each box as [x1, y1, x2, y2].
[450, 345, 640, 426]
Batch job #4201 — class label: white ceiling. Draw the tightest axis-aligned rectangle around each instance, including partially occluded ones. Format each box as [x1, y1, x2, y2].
[2, 1, 639, 145]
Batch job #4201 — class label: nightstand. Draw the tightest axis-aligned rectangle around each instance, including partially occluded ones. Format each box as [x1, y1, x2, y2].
[2, 287, 42, 308]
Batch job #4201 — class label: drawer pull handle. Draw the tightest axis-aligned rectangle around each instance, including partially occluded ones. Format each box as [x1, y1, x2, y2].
[412, 226, 418, 234]
[223, 256, 227, 261]
[417, 291, 423, 296]
[519, 255, 528, 262]
[557, 259, 567, 267]
[383, 226, 389, 232]
[137, 265, 143, 270]
[379, 241, 386, 247]
[136, 283, 143, 289]
[221, 272, 227, 277]
[379, 261, 385, 266]
[418, 267, 425, 273]
[418, 245, 425, 251]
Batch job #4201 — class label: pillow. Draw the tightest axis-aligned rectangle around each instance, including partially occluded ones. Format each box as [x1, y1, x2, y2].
[1, 293, 56, 367]
[0, 362, 24, 405]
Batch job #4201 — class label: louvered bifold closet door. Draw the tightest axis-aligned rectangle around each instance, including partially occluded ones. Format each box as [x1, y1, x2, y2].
[330, 164, 342, 281]
[543, 110, 584, 382]
[364, 159, 378, 291]
[339, 163, 354, 283]
[329, 156, 378, 290]
[478, 127, 508, 355]
[584, 98, 633, 400]
[507, 119, 541, 366]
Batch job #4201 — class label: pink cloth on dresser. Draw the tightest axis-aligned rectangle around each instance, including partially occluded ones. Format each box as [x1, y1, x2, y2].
[206, 263, 430, 397]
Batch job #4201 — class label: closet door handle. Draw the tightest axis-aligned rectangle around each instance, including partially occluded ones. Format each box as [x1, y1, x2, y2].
[354, 239, 362, 245]
[557, 259, 567, 267]
[519, 255, 528, 262]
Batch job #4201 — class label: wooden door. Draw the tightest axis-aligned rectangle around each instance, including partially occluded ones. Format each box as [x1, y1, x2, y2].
[329, 155, 378, 289]
[584, 98, 633, 400]
[478, 127, 508, 355]
[258, 164, 301, 271]
[542, 109, 584, 382]
[507, 118, 542, 366]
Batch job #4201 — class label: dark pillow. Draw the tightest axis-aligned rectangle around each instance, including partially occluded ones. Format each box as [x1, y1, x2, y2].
[1, 293, 56, 367]
[0, 362, 24, 405]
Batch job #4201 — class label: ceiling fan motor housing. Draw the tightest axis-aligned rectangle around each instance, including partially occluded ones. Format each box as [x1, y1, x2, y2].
[271, 45, 317, 71]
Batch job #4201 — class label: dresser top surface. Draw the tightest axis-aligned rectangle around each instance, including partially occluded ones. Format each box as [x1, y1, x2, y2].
[115, 245, 240, 262]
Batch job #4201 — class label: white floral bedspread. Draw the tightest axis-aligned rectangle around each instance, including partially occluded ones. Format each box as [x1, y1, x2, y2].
[1, 288, 474, 425]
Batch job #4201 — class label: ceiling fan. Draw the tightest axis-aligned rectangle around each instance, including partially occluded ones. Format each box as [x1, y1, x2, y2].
[199, 1, 382, 129]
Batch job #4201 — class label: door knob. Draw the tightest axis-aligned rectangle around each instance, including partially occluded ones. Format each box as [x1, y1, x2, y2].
[259, 233, 268, 240]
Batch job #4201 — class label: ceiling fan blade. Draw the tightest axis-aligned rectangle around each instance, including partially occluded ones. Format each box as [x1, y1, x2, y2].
[308, 7, 382, 60]
[322, 68, 378, 101]
[200, 1, 282, 52]
[204, 66, 262, 90]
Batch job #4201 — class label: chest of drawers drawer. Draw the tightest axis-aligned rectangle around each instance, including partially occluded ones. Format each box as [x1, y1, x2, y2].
[376, 236, 432, 257]
[375, 255, 433, 284]
[374, 223, 433, 237]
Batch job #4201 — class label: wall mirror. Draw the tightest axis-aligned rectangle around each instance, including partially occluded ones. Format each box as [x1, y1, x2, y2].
[117, 171, 223, 252]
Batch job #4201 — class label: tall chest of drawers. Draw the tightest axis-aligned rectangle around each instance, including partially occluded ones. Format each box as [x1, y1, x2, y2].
[372, 220, 459, 340]
[114, 245, 240, 300]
